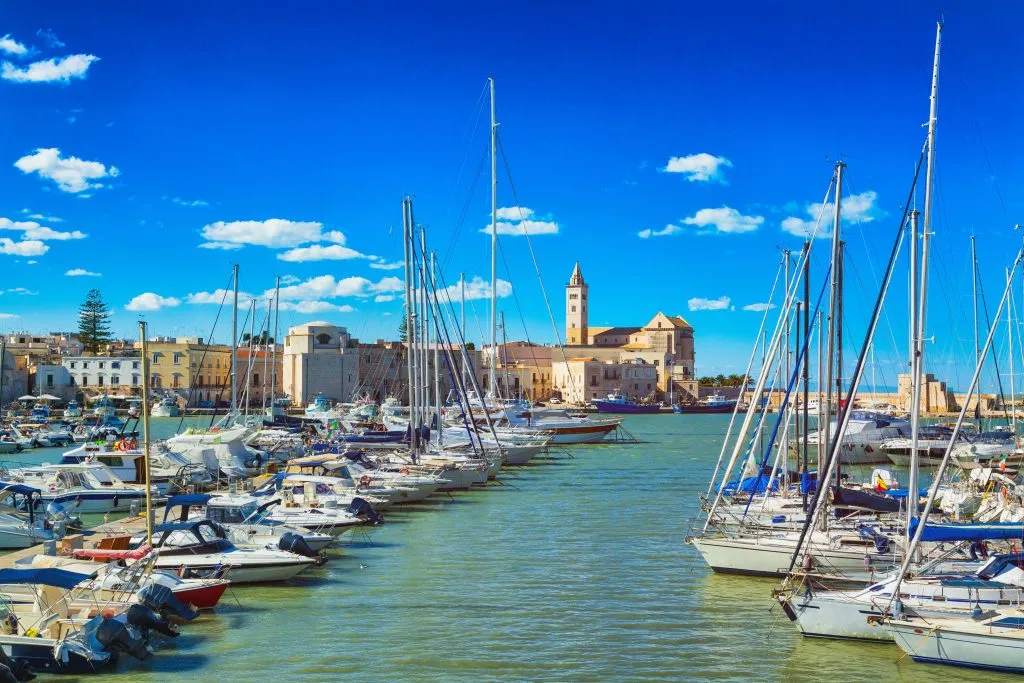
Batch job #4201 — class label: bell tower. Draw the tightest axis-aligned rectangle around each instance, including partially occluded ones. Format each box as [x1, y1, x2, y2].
[566, 262, 588, 345]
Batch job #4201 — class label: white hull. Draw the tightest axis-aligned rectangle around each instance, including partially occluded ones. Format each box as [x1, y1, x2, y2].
[784, 591, 892, 641]
[888, 618, 1024, 673]
[153, 555, 313, 584]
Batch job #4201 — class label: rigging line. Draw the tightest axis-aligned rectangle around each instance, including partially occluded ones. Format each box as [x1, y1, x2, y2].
[175, 270, 234, 433]
[211, 296, 255, 428]
[968, 256, 1011, 423]
[441, 81, 491, 232]
[841, 256, 897, 396]
[496, 236, 545, 399]
[842, 174, 905, 365]
[954, 67, 1010, 222]
[932, 167, 974, 392]
[496, 133, 582, 399]
[442, 143, 490, 270]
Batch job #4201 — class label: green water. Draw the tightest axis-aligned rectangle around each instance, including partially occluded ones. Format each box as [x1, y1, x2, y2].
[20, 416, 1020, 681]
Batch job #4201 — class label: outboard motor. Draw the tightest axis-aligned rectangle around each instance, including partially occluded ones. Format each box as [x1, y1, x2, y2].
[0, 647, 32, 682]
[125, 603, 179, 639]
[278, 532, 326, 566]
[347, 497, 383, 526]
[137, 584, 199, 623]
[94, 617, 151, 661]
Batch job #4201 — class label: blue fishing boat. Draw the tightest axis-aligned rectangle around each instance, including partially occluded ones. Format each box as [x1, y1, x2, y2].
[591, 393, 661, 414]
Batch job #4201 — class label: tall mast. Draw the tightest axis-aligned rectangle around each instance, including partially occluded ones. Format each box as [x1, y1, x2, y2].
[138, 320, 153, 546]
[971, 237, 980, 420]
[401, 197, 417, 458]
[270, 275, 280, 415]
[822, 161, 844, 491]
[246, 299, 256, 417]
[419, 227, 429, 442]
[460, 273, 467, 390]
[432, 252, 442, 448]
[230, 264, 239, 414]
[906, 210, 921, 535]
[489, 75, 498, 397]
[262, 296, 271, 415]
[782, 250, 791, 473]
[801, 241, 810, 511]
[1009, 267, 1016, 435]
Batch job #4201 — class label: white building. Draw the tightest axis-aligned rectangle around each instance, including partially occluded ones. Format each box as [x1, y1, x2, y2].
[61, 356, 143, 394]
[282, 323, 359, 406]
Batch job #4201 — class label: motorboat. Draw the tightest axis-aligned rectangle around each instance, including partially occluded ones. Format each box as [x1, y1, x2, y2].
[0, 484, 57, 549]
[63, 400, 83, 419]
[801, 410, 911, 465]
[286, 453, 444, 502]
[163, 423, 258, 478]
[130, 519, 319, 584]
[304, 394, 333, 418]
[883, 424, 972, 467]
[1, 462, 160, 513]
[163, 493, 336, 550]
[59, 437, 214, 492]
[500, 405, 621, 444]
[591, 393, 661, 414]
[89, 394, 118, 420]
[151, 396, 181, 418]
[675, 392, 739, 414]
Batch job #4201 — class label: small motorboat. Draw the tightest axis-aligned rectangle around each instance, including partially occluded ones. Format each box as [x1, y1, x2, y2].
[1, 462, 161, 513]
[151, 396, 181, 418]
[63, 400, 83, 419]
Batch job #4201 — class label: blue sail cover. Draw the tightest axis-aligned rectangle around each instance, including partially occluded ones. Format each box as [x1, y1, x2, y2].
[0, 568, 96, 589]
[909, 517, 1024, 543]
[723, 476, 780, 496]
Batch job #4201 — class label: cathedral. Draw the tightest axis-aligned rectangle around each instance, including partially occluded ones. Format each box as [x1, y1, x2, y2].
[557, 262, 698, 403]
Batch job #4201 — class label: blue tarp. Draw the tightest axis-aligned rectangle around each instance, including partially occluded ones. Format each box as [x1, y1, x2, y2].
[0, 567, 95, 589]
[909, 517, 1024, 542]
[723, 476, 780, 495]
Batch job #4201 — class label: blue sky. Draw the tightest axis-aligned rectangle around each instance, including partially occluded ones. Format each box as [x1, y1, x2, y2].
[1, 2, 1023, 385]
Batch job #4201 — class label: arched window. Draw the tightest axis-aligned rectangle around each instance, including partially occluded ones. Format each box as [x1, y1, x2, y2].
[316, 333, 332, 344]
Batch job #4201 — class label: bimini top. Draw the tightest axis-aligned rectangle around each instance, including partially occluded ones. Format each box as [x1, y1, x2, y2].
[0, 567, 96, 589]
[163, 493, 214, 522]
[0, 483, 41, 497]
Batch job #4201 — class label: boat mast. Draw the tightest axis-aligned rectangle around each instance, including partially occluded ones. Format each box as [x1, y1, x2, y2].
[230, 264, 239, 415]
[420, 227, 430, 445]
[1008, 266, 1016, 435]
[138, 320, 153, 546]
[432, 251, 443, 448]
[906, 209, 921, 536]
[823, 161, 844, 498]
[971, 237, 980, 421]
[460, 273, 467, 392]
[489, 76, 498, 399]
[261, 296, 271, 415]
[246, 299, 256, 418]
[402, 197, 417, 459]
[783, 250, 791, 472]
[802, 241, 810, 511]
[271, 276, 280, 414]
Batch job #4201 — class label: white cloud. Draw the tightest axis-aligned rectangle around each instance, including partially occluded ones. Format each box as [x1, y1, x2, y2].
[65, 268, 101, 277]
[374, 294, 395, 303]
[3, 287, 36, 295]
[742, 303, 776, 312]
[278, 301, 356, 314]
[36, 29, 64, 49]
[280, 275, 300, 285]
[683, 207, 763, 234]
[2, 54, 98, 83]
[268, 275, 405, 302]
[13, 148, 118, 193]
[200, 219, 332, 249]
[277, 244, 368, 262]
[637, 224, 683, 239]
[0, 217, 85, 241]
[781, 190, 881, 239]
[661, 153, 732, 183]
[0, 34, 27, 56]
[0, 239, 47, 256]
[125, 293, 181, 312]
[484, 219, 560, 236]
[26, 213, 62, 222]
[172, 197, 208, 207]
[198, 241, 244, 250]
[688, 296, 731, 311]
[436, 275, 512, 303]
[0, 314, 17, 319]
[495, 206, 534, 220]
[369, 260, 404, 270]
[186, 289, 256, 305]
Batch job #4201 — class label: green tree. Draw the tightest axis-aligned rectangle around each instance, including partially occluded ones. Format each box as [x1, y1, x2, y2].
[78, 289, 112, 353]
[398, 305, 408, 342]
[714, 373, 726, 386]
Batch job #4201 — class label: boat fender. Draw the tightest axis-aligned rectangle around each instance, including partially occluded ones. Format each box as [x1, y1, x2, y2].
[94, 617, 151, 661]
[126, 603, 179, 639]
[278, 532, 325, 564]
[112, 496, 119, 508]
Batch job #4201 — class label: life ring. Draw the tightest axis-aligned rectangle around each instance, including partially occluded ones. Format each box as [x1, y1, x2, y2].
[126, 439, 138, 450]
[358, 475, 372, 487]
[117, 441, 129, 452]
[399, 468, 410, 474]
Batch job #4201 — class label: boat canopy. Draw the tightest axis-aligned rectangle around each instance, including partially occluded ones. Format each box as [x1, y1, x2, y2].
[0, 567, 96, 589]
[909, 518, 1024, 543]
[162, 494, 214, 522]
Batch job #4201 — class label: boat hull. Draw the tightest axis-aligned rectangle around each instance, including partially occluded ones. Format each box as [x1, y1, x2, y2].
[675, 404, 737, 414]
[888, 620, 1024, 673]
[591, 401, 660, 414]
[546, 424, 618, 444]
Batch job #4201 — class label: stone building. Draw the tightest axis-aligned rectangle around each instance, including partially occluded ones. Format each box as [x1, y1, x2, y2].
[552, 356, 659, 403]
[282, 323, 359, 406]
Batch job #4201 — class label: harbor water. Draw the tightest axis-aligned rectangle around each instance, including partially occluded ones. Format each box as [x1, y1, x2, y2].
[12, 415, 1017, 682]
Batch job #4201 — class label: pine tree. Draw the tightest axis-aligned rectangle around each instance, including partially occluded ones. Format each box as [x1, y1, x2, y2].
[398, 305, 408, 342]
[78, 289, 112, 353]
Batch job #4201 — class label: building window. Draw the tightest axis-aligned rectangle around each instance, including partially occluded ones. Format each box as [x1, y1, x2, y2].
[654, 360, 659, 367]
[111, 361, 120, 369]
[173, 376, 180, 388]
[647, 383, 652, 390]
[316, 333, 332, 344]
[152, 353, 159, 365]
[112, 375, 120, 385]
[571, 306, 576, 313]
[253, 373, 259, 387]
[173, 353, 182, 365]
[70, 361, 76, 369]
[197, 375, 204, 387]
[98, 376, 104, 386]
[82, 362, 89, 369]
[133, 361, 139, 369]
[98, 362, 105, 369]
[590, 375, 597, 387]
[45, 374, 53, 387]
[132, 375, 139, 386]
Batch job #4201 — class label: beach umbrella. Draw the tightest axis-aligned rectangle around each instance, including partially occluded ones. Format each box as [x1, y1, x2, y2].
[17, 395, 35, 401]
[37, 394, 61, 401]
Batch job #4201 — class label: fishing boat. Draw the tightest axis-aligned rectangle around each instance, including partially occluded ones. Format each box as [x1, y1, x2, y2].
[591, 393, 661, 414]
[151, 396, 181, 418]
[676, 392, 738, 414]
[63, 400, 82, 419]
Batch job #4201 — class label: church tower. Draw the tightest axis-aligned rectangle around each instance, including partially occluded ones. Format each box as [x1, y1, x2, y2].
[566, 262, 589, 345]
